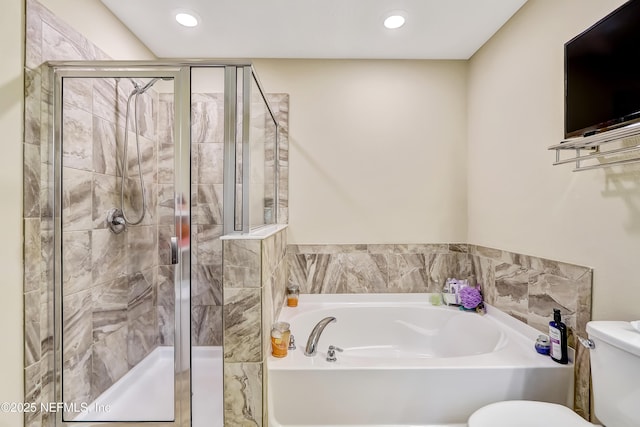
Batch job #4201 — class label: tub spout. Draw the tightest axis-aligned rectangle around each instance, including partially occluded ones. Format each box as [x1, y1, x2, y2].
[304, 316, 336, 356]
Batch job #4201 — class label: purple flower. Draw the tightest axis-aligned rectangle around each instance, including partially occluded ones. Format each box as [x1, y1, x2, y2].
[459, 286, 483, 309]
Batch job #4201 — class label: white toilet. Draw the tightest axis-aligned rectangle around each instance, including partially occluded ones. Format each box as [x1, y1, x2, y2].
[468, 320, 640, 427]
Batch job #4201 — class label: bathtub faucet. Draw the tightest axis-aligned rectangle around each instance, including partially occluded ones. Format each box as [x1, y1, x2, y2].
[304, 316, 337, 356]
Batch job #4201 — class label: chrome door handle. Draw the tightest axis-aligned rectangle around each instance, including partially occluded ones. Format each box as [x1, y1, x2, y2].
[170, 236, 179, 265]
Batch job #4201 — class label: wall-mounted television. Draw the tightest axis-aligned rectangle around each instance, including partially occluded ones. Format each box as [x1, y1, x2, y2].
[564, 0, 640, 139]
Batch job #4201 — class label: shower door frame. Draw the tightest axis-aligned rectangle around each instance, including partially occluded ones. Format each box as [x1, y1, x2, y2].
[49, 60, 280, 426]
[227, 66, 281, 234]
[50, 64, 191, 427]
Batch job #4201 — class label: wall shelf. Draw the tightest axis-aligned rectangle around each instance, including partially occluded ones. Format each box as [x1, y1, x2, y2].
[549, 123, 640, 172]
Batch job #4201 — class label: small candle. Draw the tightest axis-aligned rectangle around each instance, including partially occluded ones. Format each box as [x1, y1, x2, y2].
[286, 285, 300, 307]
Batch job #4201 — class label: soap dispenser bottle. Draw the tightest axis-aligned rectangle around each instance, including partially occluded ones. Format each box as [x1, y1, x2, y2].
[549, 309, 568, 364]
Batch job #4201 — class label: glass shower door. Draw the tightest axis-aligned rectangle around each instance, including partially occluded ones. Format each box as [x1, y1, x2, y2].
[54, 70, 189, 425]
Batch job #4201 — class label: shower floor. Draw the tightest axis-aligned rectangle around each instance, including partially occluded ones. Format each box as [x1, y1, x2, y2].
[74, 346, 223, 426]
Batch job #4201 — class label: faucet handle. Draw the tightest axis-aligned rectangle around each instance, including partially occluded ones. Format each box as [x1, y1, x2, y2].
[288, 334, 297, 350]
[326, 345, 343, 362]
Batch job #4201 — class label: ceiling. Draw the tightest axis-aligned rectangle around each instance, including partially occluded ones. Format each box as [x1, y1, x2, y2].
[101, 0, 528, 60]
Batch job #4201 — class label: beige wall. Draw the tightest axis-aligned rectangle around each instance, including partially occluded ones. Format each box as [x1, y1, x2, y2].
[254, 59, 468, 245]
[467, 0, 638, 321]
[1, 0, 24, 425]
[38, 0, 155, 59]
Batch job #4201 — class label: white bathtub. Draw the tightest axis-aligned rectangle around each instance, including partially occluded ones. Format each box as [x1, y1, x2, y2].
[267, 293, 574, 427]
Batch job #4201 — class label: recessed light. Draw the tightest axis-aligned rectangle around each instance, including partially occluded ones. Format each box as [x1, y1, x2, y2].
[176, 12, 198, 27]
[384, 14, 406, 29]
[383, 12, 406, 29]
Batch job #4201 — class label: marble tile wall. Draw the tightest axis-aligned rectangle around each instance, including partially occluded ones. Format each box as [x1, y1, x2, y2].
[25, 4, 291, 426]
[222, 92, 290, 394]
[160, 92, 225, 347]
[23, 1, 169, 424]
[287, 243, 593, 420]
[289, 243, 458, 293]
[60, 75, 165, 409]
[223, 226, 288, 426]
[468, 244, 593, 420]
[25, 2, 109, 426]
[159, 91, 289, 349]
[189, 85, 289, 427]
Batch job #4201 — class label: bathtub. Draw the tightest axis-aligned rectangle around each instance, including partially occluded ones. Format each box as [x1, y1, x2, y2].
[267, 293, 574, 427]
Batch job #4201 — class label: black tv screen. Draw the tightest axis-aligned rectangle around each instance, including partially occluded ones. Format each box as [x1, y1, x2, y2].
[565, 0, 640, 138]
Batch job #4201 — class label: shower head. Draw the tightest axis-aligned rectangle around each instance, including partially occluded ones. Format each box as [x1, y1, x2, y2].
[135, 78, 159, 94]
[128, 77, 171, 95]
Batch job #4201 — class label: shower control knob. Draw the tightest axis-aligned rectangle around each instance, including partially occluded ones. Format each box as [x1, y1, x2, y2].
[106, 208, 126, 234]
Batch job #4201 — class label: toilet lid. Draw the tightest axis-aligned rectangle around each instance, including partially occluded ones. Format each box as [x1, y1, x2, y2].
[468, 400, 595, 427]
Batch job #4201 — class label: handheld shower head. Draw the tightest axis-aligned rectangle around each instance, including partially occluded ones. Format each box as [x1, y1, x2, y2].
[128, 77, 170, 95]
[116, 75, 173, 229]
[135, 78, 160, 94]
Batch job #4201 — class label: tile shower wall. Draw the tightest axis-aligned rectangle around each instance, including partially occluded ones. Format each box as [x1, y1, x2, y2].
[60, 76, 165, 409]
[288, 243, 593, 420]
[222, 227, 288, 426]
[25, 2, 114, 426]
[191, 92, 225, 346]
[25, 4, 291, 427]
[158, 91, 289, 348]
[158, 92, 225, 347]
[218, 92, 290, 426]
[25, 1, 171, 424]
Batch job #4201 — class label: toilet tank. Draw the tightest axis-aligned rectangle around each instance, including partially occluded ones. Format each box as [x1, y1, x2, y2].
[587, 321, 640, 427]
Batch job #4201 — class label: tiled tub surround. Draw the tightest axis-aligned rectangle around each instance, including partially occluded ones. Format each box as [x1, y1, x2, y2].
[288, 243, 593, 421]
[223, 226, 289, 426]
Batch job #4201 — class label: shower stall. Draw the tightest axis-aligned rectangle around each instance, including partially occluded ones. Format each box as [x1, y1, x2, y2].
[49, 62, 279, 426]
